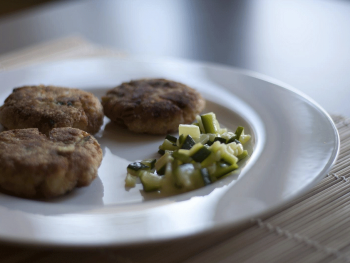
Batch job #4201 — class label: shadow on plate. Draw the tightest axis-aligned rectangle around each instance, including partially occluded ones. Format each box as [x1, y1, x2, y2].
[0, 176, 105, 215]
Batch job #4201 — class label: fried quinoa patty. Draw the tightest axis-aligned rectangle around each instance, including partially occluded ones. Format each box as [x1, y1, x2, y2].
[101, 79, 206, 134]
[0, 128, 102, 198]
[0, 85, 104, 135]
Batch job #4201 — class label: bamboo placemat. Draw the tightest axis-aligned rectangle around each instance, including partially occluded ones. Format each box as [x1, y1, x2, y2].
[0, 37, 349, 263]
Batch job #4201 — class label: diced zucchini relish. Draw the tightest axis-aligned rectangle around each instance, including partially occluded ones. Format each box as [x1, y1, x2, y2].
[125, 112, 251, 193]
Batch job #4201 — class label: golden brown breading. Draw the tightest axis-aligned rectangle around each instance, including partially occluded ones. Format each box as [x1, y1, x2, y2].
[0, 128, 102, 198]
[0, 85, 104, 135]
[102, 79, 205, 134]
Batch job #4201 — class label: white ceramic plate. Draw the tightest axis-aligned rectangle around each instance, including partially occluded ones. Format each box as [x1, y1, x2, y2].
[0, 56, 339, 247]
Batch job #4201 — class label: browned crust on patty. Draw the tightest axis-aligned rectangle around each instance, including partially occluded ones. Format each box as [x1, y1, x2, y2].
[0, 85, 104, 135]
[0, 128, 102, 198]
[101, 79, 205, 134]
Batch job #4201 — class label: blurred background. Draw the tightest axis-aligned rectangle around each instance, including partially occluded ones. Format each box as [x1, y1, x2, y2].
[0, 0, 349, 115]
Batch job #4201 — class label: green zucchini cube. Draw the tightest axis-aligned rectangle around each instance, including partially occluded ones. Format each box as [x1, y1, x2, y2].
[140, 171, 162, 192]
[201, 112, 220, 134]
